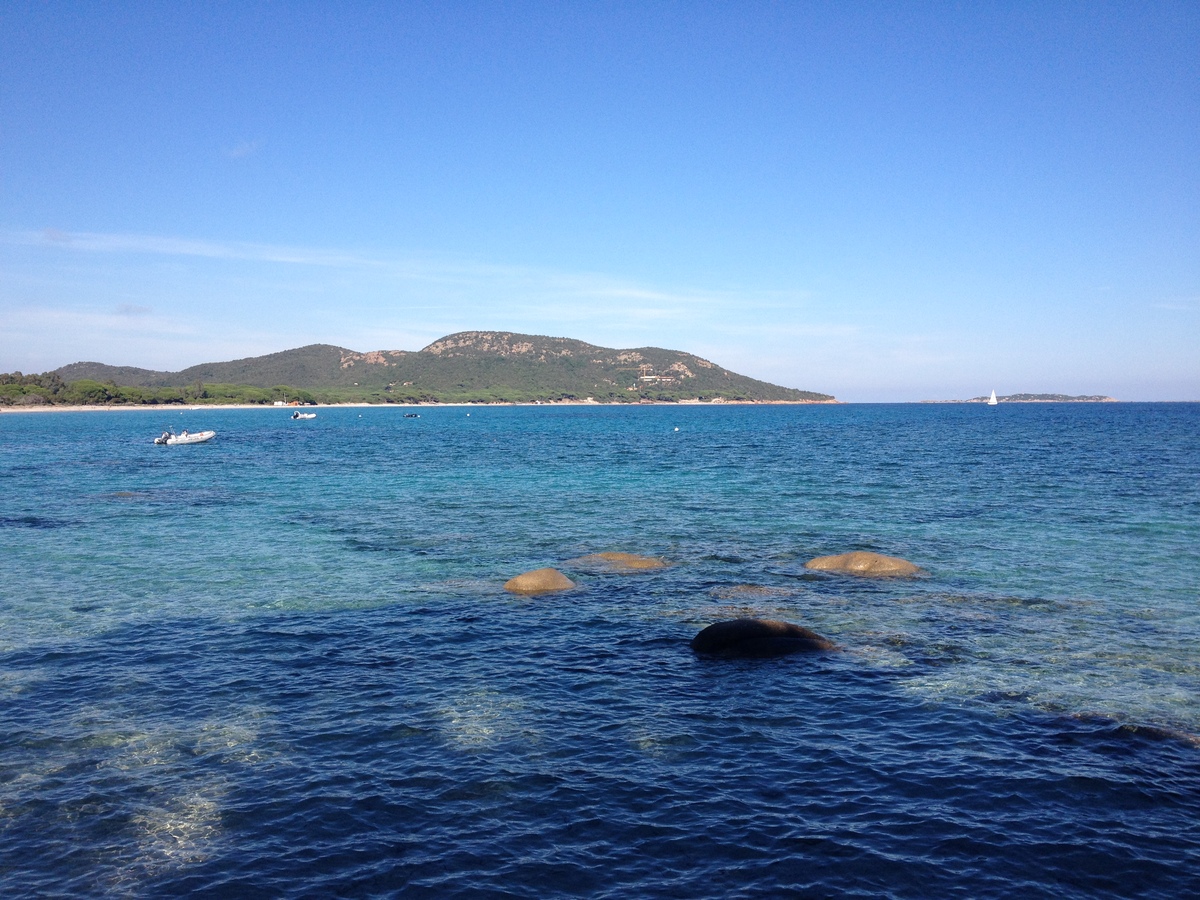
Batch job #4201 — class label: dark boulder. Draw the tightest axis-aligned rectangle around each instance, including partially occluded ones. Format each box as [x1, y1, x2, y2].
[691, 618, 837, 658]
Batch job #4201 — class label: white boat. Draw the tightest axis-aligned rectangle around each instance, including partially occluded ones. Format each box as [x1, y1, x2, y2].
[154, 429, 216, 445]
[987, 390, 998, 406]
[291, 411, 317, 420]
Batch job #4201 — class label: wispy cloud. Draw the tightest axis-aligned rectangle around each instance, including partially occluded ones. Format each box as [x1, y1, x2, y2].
[5, 305, 196, 340]
[0, 227, 839, 373]
[2, 227, 797, 320]
[0, 305, 282, 370]
[224, 138, 264, 159]
[5, 228, 372, 268]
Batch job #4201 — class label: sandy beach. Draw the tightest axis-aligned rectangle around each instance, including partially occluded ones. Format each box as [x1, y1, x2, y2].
[1, 398, 840, 414]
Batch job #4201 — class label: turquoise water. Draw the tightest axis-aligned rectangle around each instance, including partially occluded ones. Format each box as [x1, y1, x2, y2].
[2, 403, 1198, 896]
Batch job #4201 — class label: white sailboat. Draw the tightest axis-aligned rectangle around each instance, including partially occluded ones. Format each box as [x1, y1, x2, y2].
[987, 390, 998, 406]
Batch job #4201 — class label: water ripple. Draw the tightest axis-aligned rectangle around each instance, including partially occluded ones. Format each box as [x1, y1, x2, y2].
[1, 404, 1198, 896]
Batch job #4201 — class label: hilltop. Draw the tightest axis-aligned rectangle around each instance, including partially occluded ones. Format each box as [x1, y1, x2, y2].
[18, 331, 834, 405]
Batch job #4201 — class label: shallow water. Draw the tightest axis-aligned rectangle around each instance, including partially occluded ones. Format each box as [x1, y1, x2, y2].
[1, 403, 1198, 897]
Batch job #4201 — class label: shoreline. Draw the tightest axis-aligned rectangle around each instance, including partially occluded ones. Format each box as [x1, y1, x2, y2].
[15, 400, 1200, 414]
[1, 398, 842, 414]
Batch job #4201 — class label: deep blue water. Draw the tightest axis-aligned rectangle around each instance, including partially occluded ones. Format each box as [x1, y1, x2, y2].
[1, 403, 1198, 897]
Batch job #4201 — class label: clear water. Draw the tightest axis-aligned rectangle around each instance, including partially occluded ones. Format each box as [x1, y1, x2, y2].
[2, 403, 1198, 897]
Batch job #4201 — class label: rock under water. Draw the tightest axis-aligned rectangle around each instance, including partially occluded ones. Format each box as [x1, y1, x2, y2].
[569, 551, 669, 572]
[691, 618, 837, 657]
[804, 550, 920, 577]
[710, 584, 793, 600]
[504, 568, 576, 595]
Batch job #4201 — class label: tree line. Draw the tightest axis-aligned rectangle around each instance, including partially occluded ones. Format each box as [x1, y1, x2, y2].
[0, 372, 317, 407]
[1, 370, 758, 406]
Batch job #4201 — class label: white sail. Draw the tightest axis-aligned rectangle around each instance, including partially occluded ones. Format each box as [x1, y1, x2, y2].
[988, 390, 998, 406]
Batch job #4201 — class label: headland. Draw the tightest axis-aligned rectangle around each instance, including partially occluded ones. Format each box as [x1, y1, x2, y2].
[2, 330, 835, 408]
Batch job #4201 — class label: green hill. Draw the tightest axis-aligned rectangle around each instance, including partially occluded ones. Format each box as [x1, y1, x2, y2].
[40, 331, 834, 404]
[54, 344, 350, 389]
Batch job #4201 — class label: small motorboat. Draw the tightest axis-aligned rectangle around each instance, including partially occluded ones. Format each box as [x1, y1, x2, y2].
[291, 411, 317, 419]
[404, 413, 420, 418]
[154, 429, 216, 445]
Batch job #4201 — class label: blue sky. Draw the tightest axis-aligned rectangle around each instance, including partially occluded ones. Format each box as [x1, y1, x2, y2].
[1, 1, 1196, 401]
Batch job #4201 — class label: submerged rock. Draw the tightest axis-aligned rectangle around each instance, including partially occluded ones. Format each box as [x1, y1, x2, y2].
[804, 550, 920, 577]
[1067, 713, 1200, 748]
[504, 568, 576, 595]
[569, 551, 669, 572]
[710, 584, 792, 600]
[691, 618, 837, 658]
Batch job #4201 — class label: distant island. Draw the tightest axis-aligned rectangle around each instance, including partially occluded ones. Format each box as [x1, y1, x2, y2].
[924, 393, 1119, 403]
[0, 331, 836, 407]
[965, 393, 1117, 403]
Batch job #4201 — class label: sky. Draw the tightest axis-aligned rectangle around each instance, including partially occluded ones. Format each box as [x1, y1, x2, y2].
[1, 1, 1197, 401]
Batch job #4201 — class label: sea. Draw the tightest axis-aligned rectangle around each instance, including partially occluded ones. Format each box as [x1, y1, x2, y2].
[1, 402, 1198, 898]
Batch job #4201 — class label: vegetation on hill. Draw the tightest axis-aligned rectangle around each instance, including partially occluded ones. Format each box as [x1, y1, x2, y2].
[53, 344, 350, 391]
[3, 331, 835, 406]
[0, 372, 316, 407]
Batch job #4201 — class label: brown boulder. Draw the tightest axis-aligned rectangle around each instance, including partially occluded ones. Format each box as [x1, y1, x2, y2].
[504, 568, 576, 595]
[691, 618, 837, 657]
[569, 551, 669, 572]
[804, 551, 920, 577]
